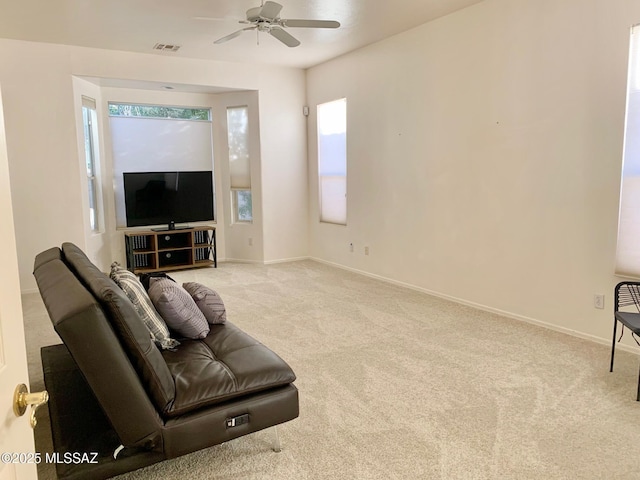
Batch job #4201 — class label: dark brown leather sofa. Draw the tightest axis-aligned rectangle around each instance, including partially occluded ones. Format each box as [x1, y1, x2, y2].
[33, 243, 299, 479]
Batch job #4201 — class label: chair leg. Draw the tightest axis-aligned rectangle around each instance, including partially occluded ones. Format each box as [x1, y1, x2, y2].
[636, 361, 640, 401]
[113, 444, 125, 460]
[271, 425, 281, 453]
[611, 319, 618, 372]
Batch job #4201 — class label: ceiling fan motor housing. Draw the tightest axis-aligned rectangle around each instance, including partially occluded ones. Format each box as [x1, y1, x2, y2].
[246, 7, 269, 23]
[257, 22, 272, 32]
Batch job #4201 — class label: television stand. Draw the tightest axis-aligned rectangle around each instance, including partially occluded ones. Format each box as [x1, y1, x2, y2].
[151, 226, 192, 232]
[124, 226, 216, 274]
[150, 220, 195, 232]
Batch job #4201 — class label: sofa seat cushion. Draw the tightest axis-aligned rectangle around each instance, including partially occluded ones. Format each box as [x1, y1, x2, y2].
[161, 322, 296, 417]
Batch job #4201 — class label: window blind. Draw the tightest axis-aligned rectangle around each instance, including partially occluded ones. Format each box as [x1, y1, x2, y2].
[81, 96, 96, 110]
[110, 114, 214, 228]
[318, 98, 347, 225]
[227, 106, 251, 189]
[616, 25, 640, 277]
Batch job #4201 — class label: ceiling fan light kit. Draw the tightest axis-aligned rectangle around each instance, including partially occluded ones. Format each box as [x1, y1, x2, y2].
[213, 1, 340, 48]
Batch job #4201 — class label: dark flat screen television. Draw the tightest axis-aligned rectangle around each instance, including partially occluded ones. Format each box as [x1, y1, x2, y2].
[123, 171, 214, 229]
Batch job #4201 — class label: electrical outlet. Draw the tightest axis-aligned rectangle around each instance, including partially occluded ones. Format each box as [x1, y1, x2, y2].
[364, 246, 369, 256]
[594, 294, 605, 309]
[349, 243, 354, 253]
[248, 237, 253, 246]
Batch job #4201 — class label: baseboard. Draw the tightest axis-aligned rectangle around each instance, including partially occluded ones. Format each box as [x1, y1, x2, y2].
[223, 258, 263, 264]
[310, 257, 637, 356]
[224, 256, 310, 265]
[264, 256, 310, 265]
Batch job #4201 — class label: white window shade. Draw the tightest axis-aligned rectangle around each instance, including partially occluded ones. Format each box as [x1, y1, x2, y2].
[81, 96, 96, 109]
[110, 115, 214, 228]
[320, 176, 346, 224]
[318, 98, 347, 225]
[227, 106, 251, 189]
[616, 26, 640, 277]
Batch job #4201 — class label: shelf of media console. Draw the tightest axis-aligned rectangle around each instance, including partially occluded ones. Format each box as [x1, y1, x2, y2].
[124, 225, 216, 274]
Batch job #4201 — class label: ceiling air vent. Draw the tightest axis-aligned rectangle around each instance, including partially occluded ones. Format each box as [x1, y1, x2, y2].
[153, 43, 181, 52]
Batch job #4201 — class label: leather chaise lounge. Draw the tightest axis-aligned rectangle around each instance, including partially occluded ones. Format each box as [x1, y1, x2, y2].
[33, 243, 299, 479]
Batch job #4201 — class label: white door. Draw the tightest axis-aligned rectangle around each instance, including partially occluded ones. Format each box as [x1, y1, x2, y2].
[0, 87, 38, 480]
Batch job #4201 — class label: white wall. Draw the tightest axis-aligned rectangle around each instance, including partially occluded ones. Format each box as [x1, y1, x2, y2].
[258, 69, 309, 263]
[0, 39, 308, 291]
[0, 41, 85, 290]
[213, 91, 265, 263]
[306, 0, 640, 346]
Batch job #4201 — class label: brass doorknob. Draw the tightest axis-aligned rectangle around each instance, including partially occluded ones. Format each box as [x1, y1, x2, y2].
[13, 384, 48, 428]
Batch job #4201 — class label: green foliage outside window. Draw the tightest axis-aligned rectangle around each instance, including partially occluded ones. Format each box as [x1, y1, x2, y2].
[236, 190, 253, 222]
[108, 103, 210, 121]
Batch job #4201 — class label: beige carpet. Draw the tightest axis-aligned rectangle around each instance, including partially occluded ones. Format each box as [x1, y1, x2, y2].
[23, 259, 640, 479]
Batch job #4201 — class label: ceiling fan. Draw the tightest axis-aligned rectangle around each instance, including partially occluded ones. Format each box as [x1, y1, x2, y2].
[212, 1, 340, 48]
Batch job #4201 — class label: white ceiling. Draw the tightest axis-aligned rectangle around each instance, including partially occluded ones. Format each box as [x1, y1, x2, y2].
[0, 0, 485, 70]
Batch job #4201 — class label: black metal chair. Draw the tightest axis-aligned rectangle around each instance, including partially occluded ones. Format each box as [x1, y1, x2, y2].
[610, 281, 640, 400]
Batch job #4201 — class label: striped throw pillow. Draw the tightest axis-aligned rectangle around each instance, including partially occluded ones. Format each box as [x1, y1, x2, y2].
[110, 262, 179, 350]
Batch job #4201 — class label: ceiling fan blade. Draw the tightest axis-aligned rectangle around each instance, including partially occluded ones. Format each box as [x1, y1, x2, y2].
[259, 1, 283, 20]
[281, 19, 340, 29]
[269, 27, 300, 47]
[214, 27, 255, 44]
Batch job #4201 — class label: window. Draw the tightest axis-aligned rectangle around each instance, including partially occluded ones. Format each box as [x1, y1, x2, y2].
[617, 25, 640, 277]
[108, 103, 214, 228]
[108, 103, 210, 121]
[232, 189, 253, 222]
[317, 98, 347, 225]
[227, 106, 252, 223]
[82, 97, 101, 232]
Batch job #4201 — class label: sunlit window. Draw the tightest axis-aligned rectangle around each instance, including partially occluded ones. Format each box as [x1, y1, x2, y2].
[108, 103, 210, 121]
[82, 97, 101, 232]
[616, 26, 640, 277]
[317, 98, 347, 225]
[227, 106, 252, 223]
